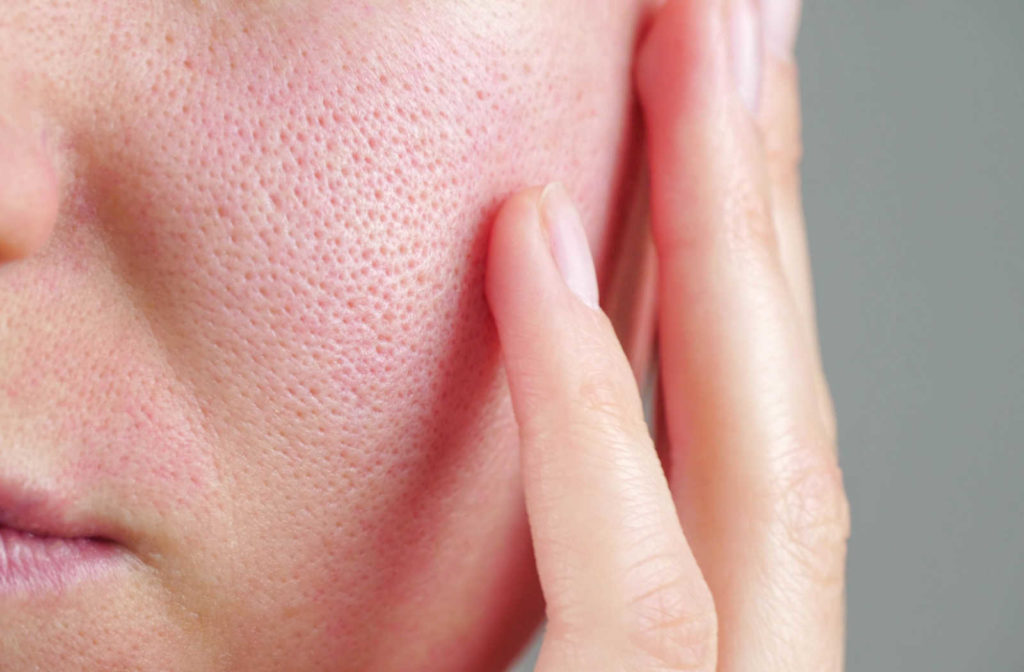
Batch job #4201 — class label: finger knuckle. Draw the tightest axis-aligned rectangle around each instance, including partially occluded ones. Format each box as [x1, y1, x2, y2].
[765, 139, 803, 190]
[653, 174, 778, 271]
[574, 364, 651, 442]
[764, 114, 804, 179]
[518, 320, 649, 452]
[722, 182, 779, 264]
[768, 440, 851, 585]
[623, 567, 718, 671]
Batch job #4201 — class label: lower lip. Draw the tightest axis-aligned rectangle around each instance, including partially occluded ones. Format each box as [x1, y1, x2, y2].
[0, 525, 124, 595]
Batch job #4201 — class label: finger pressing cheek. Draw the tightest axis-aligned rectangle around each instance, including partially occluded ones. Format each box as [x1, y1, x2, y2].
[486, 184, 717, 672]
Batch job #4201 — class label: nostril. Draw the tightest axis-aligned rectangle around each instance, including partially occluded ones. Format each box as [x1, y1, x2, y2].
[0, 119, 60, 263]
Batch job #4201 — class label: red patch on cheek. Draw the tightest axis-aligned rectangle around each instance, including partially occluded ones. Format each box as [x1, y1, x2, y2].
[146, 12, 534, 399]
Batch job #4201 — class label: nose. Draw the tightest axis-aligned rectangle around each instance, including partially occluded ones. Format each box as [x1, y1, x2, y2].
[0, 106, 60, 263]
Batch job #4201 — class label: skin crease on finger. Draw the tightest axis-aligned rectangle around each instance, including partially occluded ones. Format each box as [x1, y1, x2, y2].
[0, 1, 660, 670]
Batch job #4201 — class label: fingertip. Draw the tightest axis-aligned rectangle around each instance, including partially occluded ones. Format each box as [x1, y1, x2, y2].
[484, 187, 547, 323]
[539, 183, 600, 310]
[485, 184, 602, 338]
[635, 0, 725, 127]
[486, 189, 719, 671]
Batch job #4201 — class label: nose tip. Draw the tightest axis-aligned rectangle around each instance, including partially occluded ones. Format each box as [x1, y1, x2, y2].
[0, 116, 60, 263]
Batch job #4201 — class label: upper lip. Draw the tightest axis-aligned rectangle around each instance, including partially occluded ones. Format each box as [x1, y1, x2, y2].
[0, 476, 118, 542]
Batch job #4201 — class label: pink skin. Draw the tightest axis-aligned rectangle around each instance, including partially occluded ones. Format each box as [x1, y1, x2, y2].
[0, 1, 655, 670]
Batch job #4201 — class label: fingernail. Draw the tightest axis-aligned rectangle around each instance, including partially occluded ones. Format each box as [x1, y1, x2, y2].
[729, 0, 763, 115]
[540, 183, 600, 310]
[761, 0, 801, 57]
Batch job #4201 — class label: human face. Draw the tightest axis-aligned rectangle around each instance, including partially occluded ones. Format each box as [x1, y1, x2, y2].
[0, 2, 649, 670]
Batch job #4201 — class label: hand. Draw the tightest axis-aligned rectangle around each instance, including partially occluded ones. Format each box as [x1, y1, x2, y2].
[484, 1, 850, 670]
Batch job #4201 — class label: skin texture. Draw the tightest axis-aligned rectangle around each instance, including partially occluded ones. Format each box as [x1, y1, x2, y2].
[487, 1, 848, 670]
[0, 1, 655, 670]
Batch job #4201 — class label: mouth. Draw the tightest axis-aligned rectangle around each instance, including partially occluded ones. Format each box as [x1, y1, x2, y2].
[0, 526, 123, 594]
[0, 480, 129, 596]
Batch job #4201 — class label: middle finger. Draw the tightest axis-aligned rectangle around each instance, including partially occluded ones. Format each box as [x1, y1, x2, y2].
[637, 1, 850, 669]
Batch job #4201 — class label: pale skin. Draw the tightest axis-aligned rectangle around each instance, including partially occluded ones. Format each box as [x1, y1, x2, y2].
[486, 1, 849, 670]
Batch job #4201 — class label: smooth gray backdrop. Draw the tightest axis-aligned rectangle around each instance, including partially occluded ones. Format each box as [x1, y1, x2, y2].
[512, 2, 1024, 670]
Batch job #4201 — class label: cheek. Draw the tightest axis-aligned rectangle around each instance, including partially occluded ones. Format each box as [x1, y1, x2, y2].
[167, 21, 537, 461]
[87, 4, 633, 479]
[6, 0, 642, 664]
[46, 0, 637, 597]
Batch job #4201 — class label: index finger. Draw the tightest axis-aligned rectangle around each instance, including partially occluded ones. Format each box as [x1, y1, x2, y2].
[486, 184, 717, 672]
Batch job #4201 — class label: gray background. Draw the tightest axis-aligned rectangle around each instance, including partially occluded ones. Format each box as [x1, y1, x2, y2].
[513, 2, 1024, 670]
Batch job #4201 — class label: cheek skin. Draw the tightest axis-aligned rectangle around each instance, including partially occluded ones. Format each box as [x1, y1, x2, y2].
[0, 1, 645, 670]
